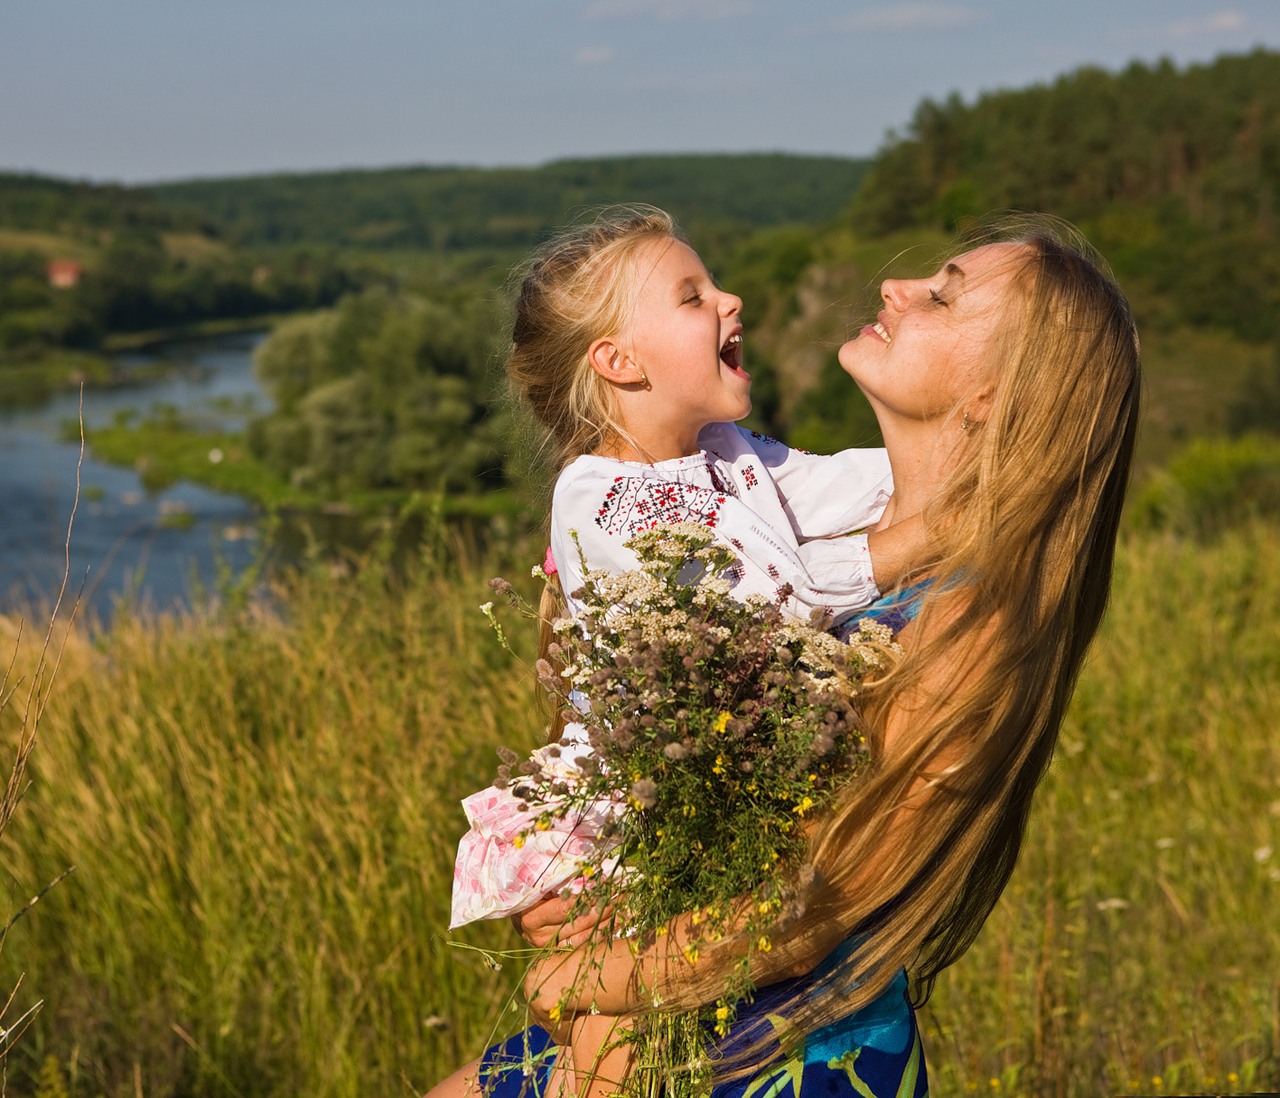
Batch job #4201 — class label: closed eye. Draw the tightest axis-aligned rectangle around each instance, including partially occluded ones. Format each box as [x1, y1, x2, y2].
[928, 289, 948, 306]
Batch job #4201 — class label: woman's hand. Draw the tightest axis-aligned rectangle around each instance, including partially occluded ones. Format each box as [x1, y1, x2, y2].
[523, 951, 578, 1041]
[512, 895, 612, 950]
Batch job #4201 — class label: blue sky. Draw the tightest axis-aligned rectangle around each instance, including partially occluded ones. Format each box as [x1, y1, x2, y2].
[2, 1, 1278, 183]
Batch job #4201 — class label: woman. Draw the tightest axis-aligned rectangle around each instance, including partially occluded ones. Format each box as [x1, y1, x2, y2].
[450, 213, 1141, 1097]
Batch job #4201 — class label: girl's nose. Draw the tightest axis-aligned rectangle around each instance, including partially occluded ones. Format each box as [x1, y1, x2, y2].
[718, 289, 743, 316]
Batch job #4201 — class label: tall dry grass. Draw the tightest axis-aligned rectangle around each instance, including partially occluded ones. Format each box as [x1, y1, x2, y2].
[923, 521, 1280, 1096]
[1, 535, 545, 1097]
[0, 523, 1277, 1097]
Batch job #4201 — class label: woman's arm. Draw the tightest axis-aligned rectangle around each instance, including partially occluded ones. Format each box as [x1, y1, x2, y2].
[522, 891, 851, 1037]
[521, 590, 991, 1035]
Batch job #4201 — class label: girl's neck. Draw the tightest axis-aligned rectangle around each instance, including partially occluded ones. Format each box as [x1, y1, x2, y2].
[596, 426, 702, 464]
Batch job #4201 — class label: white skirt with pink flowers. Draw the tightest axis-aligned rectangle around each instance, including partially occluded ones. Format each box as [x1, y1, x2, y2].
[449, 736, 622, 929]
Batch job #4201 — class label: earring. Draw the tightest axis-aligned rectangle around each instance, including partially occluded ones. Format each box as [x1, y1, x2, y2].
[637, 368, 650, 389]
[960, 410, 972, 431]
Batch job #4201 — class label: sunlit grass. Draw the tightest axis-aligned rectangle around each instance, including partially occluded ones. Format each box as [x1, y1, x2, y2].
[1, 525, 1277, 1097]
[924, 521, 1280, 1096]
[1, 534, 545, 1097]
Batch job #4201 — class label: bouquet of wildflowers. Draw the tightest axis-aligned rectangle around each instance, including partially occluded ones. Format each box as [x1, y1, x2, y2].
[484, 523, 894, 1095]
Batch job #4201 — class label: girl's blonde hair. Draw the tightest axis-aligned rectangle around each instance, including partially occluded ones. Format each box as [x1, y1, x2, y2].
[507, 204, 682, 471]
[505, 205, 685, 689]
[689, 214, 1142, 1073]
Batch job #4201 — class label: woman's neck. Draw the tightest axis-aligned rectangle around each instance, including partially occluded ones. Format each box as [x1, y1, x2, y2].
[874, 419, 965, 531]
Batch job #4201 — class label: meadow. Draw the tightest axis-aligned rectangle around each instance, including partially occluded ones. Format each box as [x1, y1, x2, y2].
[0, 513, 1276, 1098]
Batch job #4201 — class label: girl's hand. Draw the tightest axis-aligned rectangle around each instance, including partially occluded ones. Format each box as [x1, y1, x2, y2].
[512, 895, 612, 949]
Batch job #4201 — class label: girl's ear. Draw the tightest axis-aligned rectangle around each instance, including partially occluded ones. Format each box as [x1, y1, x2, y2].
[588, 337, 643, 385]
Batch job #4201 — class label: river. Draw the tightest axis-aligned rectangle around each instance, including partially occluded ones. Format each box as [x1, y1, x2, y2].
[0, 333, 268, 620]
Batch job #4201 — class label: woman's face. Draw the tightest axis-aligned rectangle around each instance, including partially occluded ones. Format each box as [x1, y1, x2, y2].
[838, 242, 1026, 427]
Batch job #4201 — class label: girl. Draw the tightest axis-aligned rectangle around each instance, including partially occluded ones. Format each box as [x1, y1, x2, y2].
[443, 206, 924, 1096]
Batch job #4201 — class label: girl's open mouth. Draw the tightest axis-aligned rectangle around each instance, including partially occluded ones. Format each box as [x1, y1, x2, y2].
[720, 332, 747, 375]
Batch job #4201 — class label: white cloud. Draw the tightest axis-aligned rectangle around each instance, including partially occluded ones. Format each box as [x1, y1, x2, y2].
[575, 44, 616, 65]
[584, 0, 752, 21]
[1166, 10, 1246, 38]
[839, 4, 980, 32]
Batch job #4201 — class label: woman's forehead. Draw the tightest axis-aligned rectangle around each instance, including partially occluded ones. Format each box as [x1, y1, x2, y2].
[943, 242, 1029, 284]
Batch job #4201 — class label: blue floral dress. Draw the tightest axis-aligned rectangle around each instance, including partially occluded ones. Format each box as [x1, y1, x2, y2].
[478, 958, 926, 1098]
[477, 585, 932, 1098]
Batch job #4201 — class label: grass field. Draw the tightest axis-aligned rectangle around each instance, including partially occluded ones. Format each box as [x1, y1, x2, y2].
[0, 522, 1276, 1097]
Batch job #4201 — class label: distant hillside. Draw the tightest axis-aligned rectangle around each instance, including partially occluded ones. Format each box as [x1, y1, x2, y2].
[851, 48, 1279, 238]
[147, 154, 872, 251]
[840, 49, 1280, 344]
[0, 172, 210, 238]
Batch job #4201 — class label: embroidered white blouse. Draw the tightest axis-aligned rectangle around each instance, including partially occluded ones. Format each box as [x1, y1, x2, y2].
[449, 424, 893, 928]
[550, 422, 893, 628]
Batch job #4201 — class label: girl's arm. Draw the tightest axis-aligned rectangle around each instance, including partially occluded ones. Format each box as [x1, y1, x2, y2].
[719, 425, 892, 541]
[552, 465, 886, 622]
[703, 424, 930, 597]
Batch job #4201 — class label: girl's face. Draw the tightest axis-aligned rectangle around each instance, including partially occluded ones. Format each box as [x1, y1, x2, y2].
[621, 238, 751, 441]
[838, 242, 1024, 428]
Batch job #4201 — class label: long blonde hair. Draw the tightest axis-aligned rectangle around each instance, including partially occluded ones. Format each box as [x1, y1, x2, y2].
[704, 214, 1142, 1069]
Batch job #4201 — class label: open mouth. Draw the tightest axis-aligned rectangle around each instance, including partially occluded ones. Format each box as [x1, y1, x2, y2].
[720, 332, 747, 374]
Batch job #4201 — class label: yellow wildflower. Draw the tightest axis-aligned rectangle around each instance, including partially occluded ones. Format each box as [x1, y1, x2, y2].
[713, 711, 731, 734]
[513, 832, 527, 850]
[683, 944, 700, 963]
[793, 795, 815, 816]
[549, 1004, 563, 1024]
[756, 936, 772, 952]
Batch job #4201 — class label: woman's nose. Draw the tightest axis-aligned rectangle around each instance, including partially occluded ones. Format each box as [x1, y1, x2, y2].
[880, 279, 910, 311]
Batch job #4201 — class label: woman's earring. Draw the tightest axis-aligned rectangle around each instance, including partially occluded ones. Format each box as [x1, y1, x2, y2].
[637, 369, 650, 389]
[960, 410, 972, 431]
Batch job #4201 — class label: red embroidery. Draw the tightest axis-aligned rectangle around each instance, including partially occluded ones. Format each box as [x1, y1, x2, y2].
[592, 477, 728, 537]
